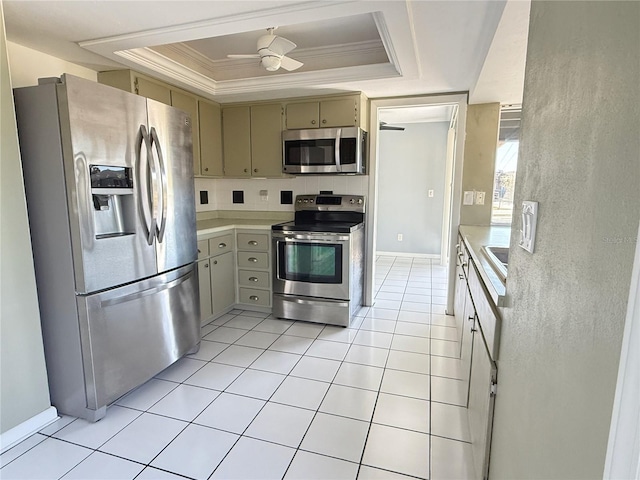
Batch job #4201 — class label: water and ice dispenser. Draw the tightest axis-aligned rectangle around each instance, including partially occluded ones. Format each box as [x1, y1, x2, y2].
[90, 165, 135, 238]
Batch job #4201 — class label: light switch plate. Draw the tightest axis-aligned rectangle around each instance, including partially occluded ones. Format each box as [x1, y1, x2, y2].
[428, 189, 434, 198]
[519, 201, 539, 253]
[463, 191, 475, 205]
[475, 191, 485, 205]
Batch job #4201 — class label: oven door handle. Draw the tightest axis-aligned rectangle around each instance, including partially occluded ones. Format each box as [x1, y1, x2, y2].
[275, 233, 350, 242]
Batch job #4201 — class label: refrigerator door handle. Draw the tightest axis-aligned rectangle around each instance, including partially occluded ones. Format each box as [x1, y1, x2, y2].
[100, 269, 194, 307]
[137, 125, 156, 246]
[150, 126, 168, 243]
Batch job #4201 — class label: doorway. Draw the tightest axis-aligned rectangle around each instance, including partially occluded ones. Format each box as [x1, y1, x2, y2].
[365, 94, 467, 311]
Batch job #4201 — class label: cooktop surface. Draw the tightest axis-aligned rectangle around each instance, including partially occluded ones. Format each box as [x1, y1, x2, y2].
[271, 220, 364, 234]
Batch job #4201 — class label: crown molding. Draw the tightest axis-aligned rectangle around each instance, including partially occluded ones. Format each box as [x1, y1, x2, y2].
[116, 46, 400, 97]
[151, 39, 389, 81]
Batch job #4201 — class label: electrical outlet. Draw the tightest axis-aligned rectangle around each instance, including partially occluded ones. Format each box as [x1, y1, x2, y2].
[475, 191, 486, 205]
[428, 189, 434, 198]
[397, 234, 403, 241]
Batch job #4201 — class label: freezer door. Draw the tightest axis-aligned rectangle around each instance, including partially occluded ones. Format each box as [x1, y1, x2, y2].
[147, 99, 197, 273]
[77, 263, 200, 410]
[60, 75, 157, 293]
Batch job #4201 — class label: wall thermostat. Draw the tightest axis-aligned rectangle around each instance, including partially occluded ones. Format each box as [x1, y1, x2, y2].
[519, 201, 539, 253]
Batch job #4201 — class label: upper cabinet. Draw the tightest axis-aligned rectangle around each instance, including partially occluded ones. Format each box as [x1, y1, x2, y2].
[97, 70, 222, 178]
[285, 94, 369, 130]
[198, 100, 223, 177]
[221, 104, 284, 178]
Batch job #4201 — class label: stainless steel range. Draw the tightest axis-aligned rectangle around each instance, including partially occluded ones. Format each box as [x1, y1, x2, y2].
[272, 194, 365, 327]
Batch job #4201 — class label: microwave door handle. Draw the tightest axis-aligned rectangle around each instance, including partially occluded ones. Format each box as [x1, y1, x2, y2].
[335, 128, 342, 172]
[137, 125, 156, 246]
[150, 127, 168, 243]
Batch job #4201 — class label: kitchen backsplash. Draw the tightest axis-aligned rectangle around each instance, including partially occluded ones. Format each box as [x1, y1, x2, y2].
[194, 176, 370, 213]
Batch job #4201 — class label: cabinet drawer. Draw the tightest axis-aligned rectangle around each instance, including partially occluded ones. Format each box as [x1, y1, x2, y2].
[239, 287, 270, 307]
[237, 251, 269, 269]
[238, 270, 270, 288]
[208, 234, 234, 256]
[237, 233, 269, 251]
[197, 240, 209, 260]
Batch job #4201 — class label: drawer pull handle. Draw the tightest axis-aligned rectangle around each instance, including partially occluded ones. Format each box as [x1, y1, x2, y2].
[248, 257, 258, 263]
[213, 260, 218, 265]
[249, 277, 259, 282]
[248, 240, 258, 246]
[218, 243, 226, 248]
[249, 295, 259, 301]
[458, 274, 463, 280]
[204, 263, 209, 268]
[197, 248, 201, 253]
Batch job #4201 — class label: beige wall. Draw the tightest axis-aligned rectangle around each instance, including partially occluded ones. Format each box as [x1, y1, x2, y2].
[7, 40, 96, 88]
[490, 1, 640, 477]
[0, 3, 52, 435]
[460, 103, 500, 226]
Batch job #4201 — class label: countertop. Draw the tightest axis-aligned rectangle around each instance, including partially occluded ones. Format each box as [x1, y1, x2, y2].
[459, 225, 511, 307]
[196, 211, 293, 237]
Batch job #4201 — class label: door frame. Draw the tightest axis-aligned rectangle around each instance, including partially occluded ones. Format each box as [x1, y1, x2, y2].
[365, 93, 468, 308]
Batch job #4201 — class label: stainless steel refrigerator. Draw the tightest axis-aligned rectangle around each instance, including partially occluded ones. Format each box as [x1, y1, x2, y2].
[14, 74, 200, 422]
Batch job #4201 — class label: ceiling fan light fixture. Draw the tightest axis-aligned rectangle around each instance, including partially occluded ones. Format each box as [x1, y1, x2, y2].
[261, 55, 281, 72]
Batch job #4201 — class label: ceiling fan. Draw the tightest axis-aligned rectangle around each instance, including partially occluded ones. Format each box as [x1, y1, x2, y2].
[227, 27, 303, 72]
[379, 122, 405, 131]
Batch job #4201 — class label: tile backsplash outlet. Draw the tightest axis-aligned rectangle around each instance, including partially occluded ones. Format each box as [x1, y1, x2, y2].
[280, 191, 293, 204]
[232, 190, 244, 204]
[199, 190, 208, 205]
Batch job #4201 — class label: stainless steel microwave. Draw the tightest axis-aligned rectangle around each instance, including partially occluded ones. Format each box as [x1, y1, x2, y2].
[282, 127, 367, 175]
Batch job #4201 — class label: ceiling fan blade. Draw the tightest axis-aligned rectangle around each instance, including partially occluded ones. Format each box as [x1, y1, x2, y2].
[379, 122, 405, 131]
[267, 36, 296, 56]
[227, 54, 260, 59]
[280, 56, 303, 71]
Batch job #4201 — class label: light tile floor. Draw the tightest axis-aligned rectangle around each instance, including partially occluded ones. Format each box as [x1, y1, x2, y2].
[1, 256, 474, 480]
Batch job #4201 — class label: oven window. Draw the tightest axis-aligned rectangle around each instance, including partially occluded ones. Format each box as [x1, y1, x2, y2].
[279, 242, 343, 283]
[285, 139, 336, 166]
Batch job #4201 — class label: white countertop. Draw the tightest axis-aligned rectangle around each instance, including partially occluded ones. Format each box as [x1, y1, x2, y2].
[459, 225, 511, 307]
[196, 212, 293, 238]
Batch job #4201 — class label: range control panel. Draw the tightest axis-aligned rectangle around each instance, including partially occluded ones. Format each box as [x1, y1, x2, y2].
[295, 194, 365, 213]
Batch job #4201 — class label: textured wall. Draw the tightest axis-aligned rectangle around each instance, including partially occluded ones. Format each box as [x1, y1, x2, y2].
[490, 1, 640, 478]
[460, 103, 500, 226]
[377, 122, 449, 255]
[0, 4, 52, 434]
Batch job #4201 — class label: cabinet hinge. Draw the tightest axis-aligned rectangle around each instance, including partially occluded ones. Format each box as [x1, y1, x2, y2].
[134, 78, 139, 95]
[490, 381, 498, 397]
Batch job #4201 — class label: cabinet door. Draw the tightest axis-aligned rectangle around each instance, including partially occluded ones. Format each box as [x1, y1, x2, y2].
[251, 104, 283, 177]
[286, 102, 319, 129]
[320, 98, 357, 127]
[468, 327, 497, 480]
[211, 251, 235, 316]
[460, 287, 475, 407]
[222, 106, 251, 177]
[453, 263, 467, 350]
[199, 100, 223, 176]
[198, 259, 213, 324]
[136, 77, 171, 105]
[171, 90, 201, 176]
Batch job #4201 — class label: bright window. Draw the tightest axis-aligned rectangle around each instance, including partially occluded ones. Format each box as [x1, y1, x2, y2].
[491, 106, 521, 225]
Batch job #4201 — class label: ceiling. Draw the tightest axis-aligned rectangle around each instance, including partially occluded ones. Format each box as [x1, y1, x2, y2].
[3, 0, 530, 105]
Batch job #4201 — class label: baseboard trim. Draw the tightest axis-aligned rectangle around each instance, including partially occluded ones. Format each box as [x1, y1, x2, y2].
[376, 251, 440, 259]
[0, 406, 58, 454]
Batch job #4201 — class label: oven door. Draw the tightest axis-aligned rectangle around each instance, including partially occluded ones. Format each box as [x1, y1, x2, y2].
[272, 231, 351, 300]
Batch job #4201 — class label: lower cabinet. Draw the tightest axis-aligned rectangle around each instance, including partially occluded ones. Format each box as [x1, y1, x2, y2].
[210, 251, 235, 317]
[454, 234, 500, 480]
[236, 230, 271, 309]
[198, 230, 235, 325]
[468, 324, 497, 480]
[198, 259, 213, 323]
